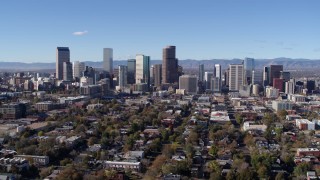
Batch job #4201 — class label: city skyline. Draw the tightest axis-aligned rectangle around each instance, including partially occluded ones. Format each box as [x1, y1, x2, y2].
[0, 0, 320, 62]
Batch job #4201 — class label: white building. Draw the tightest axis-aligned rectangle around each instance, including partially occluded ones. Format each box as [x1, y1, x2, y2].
[72, 61, 85, 79]
[265, 86, 279, 98]
[243, 121, 267, 132]
[229, 64, 244, 91]
[296, 119, 315, 130]
[103, 48, 113, 75]
[135, 54, 150, 85]
[272, 100, 293, 112]
[285, 81, 295, 95]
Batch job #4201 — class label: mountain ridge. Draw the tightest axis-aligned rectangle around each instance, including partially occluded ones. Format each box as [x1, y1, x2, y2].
[0, 58, 319, 70]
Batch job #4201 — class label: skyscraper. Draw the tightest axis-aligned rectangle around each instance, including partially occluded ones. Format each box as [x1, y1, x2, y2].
[280, 71, 291, 82]
[135, 54, 150, 86]
[215, 64, 222, 91]
[127, 59, 136, 84]
[179, 75, 198, 95]
[199, 64, 204, 82]
[285, 81, 295, 94]
[229, 64, 244, 91]
[252, 70, 263, 85]
[153, 64, 162, 87]
[73, 61, 85, 79]
[211, 77, 221, 92]
[118, 65, 128, 89]
[63, 62, 73, 81]
[103, 48, 113, 75]
[263, 66, 270, 87]
[270, 65, 283, 86]
[56, 47, 70, 80]
[162, 46, 178, 84]
[204, 72, 214, 90]
[244, 58, 254, 85]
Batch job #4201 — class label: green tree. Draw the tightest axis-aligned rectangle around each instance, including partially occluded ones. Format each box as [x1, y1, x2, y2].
[275, 172, 285, 180]
[294, 162, 311, 177]
[209, 145, 218, 158]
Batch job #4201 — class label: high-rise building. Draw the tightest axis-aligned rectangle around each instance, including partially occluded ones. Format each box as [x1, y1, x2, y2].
[244, 58, 254, 85]
[204, 72, 214, 90]
[263, 66, 270, 87]
[285, 81, 295, 94]
[56, 47, 70, 80]
[270, 65, 283, 86]
[280, 71, 291, 82]
[83, 66, 96, 84]
[179, 75, 198, 95]
[252, 70, 263, 85]
[127, 59, 136, 84]
[229, 64, 244, 91]
[103, 48, 113, 75]
[306, 80, 315, 94]
[199, 64, 204, 82]
[63, 62, 73, 81]
[73, 61, 85, 79]
[153, 64, 162, 87]
[136, 54, 150, 86]
[215, 64, 222, 90]
[211, 77, 221, 92]
[273, 78, 284, 92]
[118, 65, 128, 89]
[162, 46, 178, 84]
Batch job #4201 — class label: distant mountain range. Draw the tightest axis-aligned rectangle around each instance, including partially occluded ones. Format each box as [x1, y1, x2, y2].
[0, 58, 319, 71]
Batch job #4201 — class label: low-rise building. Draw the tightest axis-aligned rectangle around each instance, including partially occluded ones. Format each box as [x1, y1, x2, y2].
[272, 100, 293, 112]
[296, 148, 320, 157]
[14, 155, 49, 166]
[296, 119, 315, 130]
[104, 161, 141, 172]
[243, 121, 267, 132]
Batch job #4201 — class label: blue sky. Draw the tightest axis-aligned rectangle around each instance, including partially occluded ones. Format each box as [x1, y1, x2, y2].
[0, 0, 319, 62]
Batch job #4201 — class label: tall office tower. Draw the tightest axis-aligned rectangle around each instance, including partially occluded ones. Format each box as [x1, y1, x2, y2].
[263, 66, 270, 87]
[204, 72, 214, 90]
[103, 48, 113, 75]
[215, 64, 221, 79]
[56, 47, 70, 80]
[252, 70, 263, 85]
[127, 59, 136, 84]
[306, 80, 315, 94]
[244, 58, 254, 85]
[270, 65, 283, 86]
[224, 69, 229, 86]
[273, 78, 284, 92]
[211, 77, 221, 92]
[118, 65, 128, 89]
[73, 61, 85, 79]
[229, 64, 244, 91]
[199, 64, 205, 82]
[162, 46, 178, 84]
[179, 75, 198, 95]
[135, 54, 150, 86]
[153, 64, 162, 87]
[150, 66, 154, 85]
[285, 81, 295, 94]
[280, 71, 290, 82]
[83, 66, 96, 84]
[63, 62, 73, 81]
